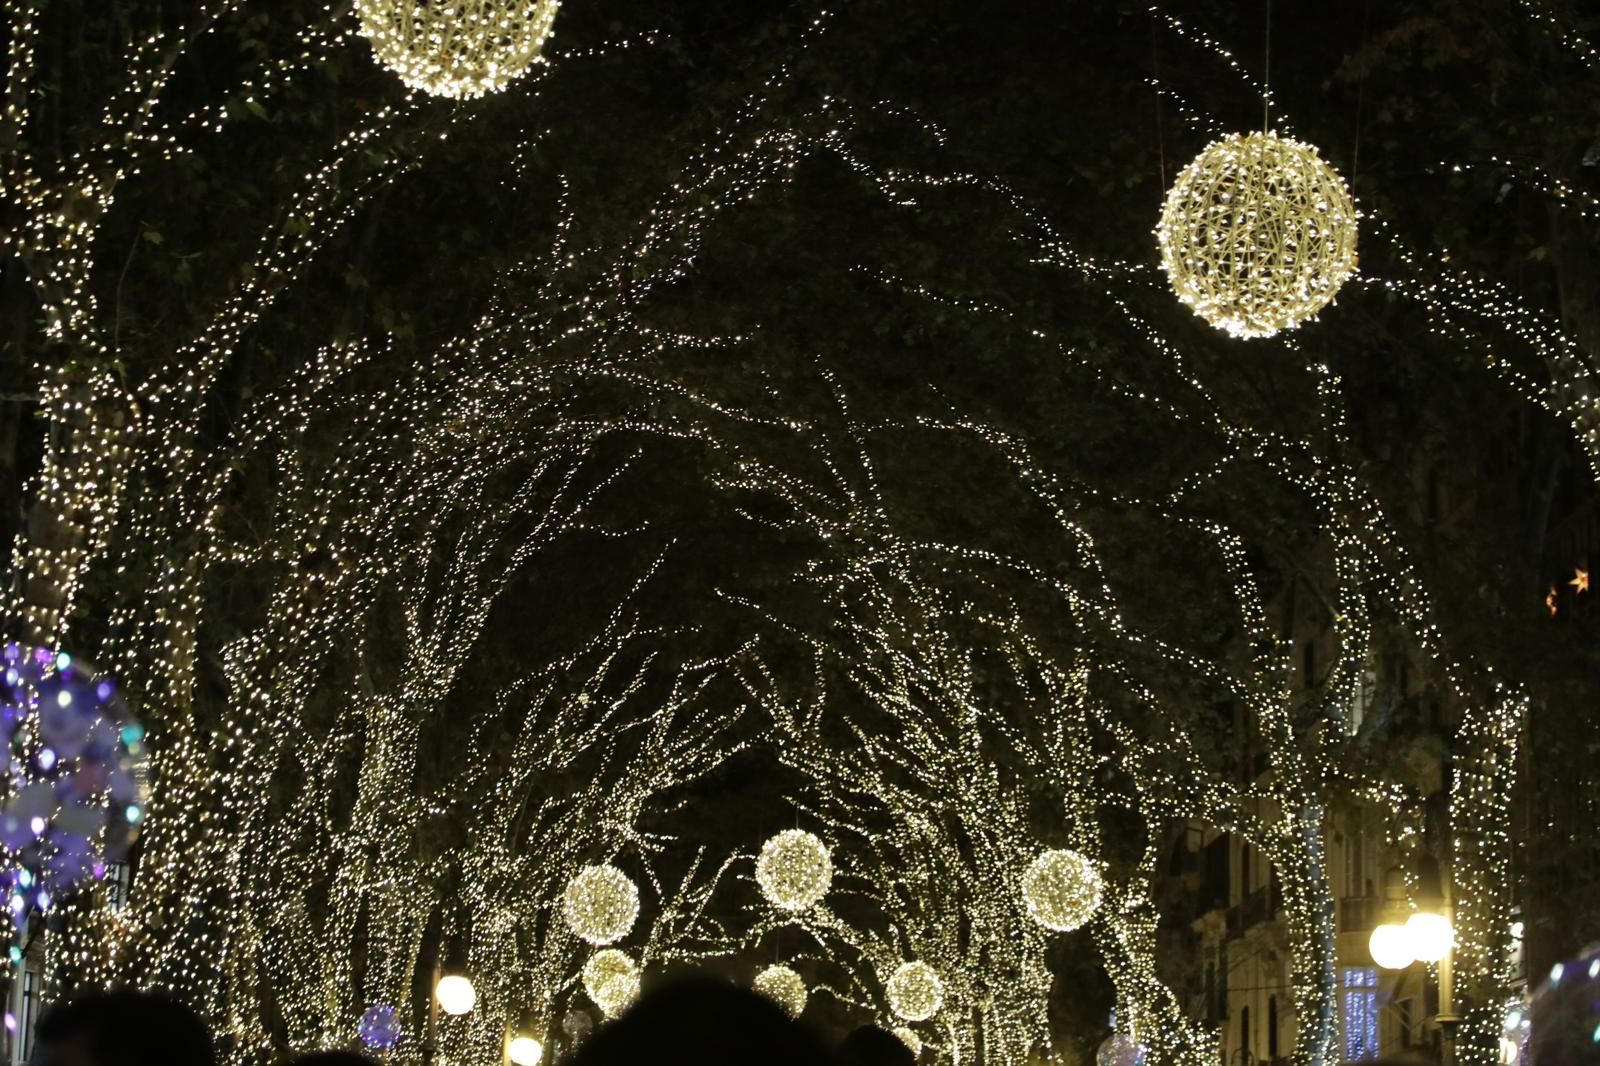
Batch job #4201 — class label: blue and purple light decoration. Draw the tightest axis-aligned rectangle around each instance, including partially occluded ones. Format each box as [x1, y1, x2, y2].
[358, 1003, 403, 1051]
[0, 643, 145, 930]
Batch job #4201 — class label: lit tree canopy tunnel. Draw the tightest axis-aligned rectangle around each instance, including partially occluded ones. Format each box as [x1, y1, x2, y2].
[1, 1, 1597, 1065]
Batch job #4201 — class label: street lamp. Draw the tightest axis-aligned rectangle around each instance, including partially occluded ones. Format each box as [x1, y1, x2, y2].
[436, 975, 477, 1016]
[507, 1036, 543, 1066]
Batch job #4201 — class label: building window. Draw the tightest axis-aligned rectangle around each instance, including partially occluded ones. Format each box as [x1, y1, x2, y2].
[1268, 995, 1278, 1059]
[9, 966, 41, 1066]
[1340, 967, 1378, 1062]
[105, 861, 131, 911]
[1241, 1005, 1251, 1058]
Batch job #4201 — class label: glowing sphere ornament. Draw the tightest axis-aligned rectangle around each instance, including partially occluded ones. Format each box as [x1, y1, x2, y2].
[753, 964, 807, 1018]
[893, 1028, 922, 1056]
[582, 949, 640, 1018]
[755, 829, 832, 911]
[1021, 848, 1103, 932]
[357, 1004, 402, 1050]
[435, 974, 477, 1015]
[886, 961, 944, 1022]
[1096, 1032, 1150, 1066]
[354, 0, 562, 100]
[0, 644, 146, 924]
[563, 864, 639, 945]
[1156, 131, 1358, 339]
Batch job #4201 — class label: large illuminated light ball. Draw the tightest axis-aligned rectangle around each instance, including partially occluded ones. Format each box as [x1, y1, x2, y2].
[435, 975, 477, 1015]
[886, 962, 944, 1022]
[0, 644, 146, 921]
[893, 1027, 922, 1056]
[1368, 923, 1414, 970]
[1021, 848, 1103, 932]
[507, 1036, 543, 1066]
[1096, 1032, 1150, 1066]
[1156, 131, 1358, 339]
[563, 864, 639, 945]
[582, 949, 641, 1018]
[753, 964, 807, 1018]
[1404, 912, 1453, 964]
[354, 0, 562, 100]
[357, 1004, 402, 1050]
[755, 830, 832, 911]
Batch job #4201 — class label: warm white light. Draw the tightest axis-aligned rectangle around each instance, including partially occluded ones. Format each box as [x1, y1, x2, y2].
[1404, 912, 1453, 964]
[562, 864, 640, 945]
[354, 0, 563, 99]
[582, 949, 641, 1018]
[435, 975, 477, 1015]
[893, 1027, 922, 1056]
[886, 961, 944, 1022]
[1156, 130, 1359, 339]
[508, 1037, 543, 1066]
[1369, 924, 1414, 970]
[755, 830, 832, 911]
[1021, 848, 1103, 932]
[1498, 1036, 1519, 1065]
[752, 964, 807, 1018]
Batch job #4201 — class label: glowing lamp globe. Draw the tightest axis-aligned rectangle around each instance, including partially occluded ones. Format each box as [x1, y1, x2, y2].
[886, 962, 944, 1022]
[755, 830, 832, 911]
[435, 975, 477, 1016]
[1021, 848, 1103, 932]
[1156, 131, 1358, 339]
[582, 949, 640, 1018]
[893, 1028, 922, 1056]
[354, 0, 562, 100]
[563, 864, 640, 945]
[1404, 912, 1453, 964]
[1368, 923, 1414, 970]
[507, 1037, 543, 1066]
[753, 964, 807, 1018]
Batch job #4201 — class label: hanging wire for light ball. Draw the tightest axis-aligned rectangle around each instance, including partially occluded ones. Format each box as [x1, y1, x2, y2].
[1156, 131, 1358, 339]
[354, 0, 562, 99]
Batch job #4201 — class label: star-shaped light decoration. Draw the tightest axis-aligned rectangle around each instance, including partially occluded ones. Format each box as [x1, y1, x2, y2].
[1546, 585, 1559, 617]
[1571, 568, 1590, 595]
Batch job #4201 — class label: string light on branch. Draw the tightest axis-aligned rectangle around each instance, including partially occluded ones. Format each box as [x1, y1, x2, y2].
[582, 949, 641, 1019]
[753, 964, 807, 1018]
[1156, 131, 1358, 339]
[1021, 848, 1103, 932]
[886, 961, 944, 1022]
[755, 829, 832, 911]
[563, 864, 640, 945]
[353, 0, 562, 99]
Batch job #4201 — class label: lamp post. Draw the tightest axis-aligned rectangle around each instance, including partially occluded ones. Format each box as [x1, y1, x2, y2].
[1368, 909, 1456, 1066]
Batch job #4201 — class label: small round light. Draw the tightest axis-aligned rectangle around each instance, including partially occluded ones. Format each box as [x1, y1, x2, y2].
[1369, 924, 1414, 970]
[508, 1036, 543, 1066]
[435, 975, 476, 1016]
[1404, 912, 1453, 964]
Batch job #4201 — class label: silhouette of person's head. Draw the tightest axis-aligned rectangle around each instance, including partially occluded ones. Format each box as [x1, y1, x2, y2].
[838, 1025, 915, 1066]
[571, 977, 830, 1066]
[31, 990, 214, 1066]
